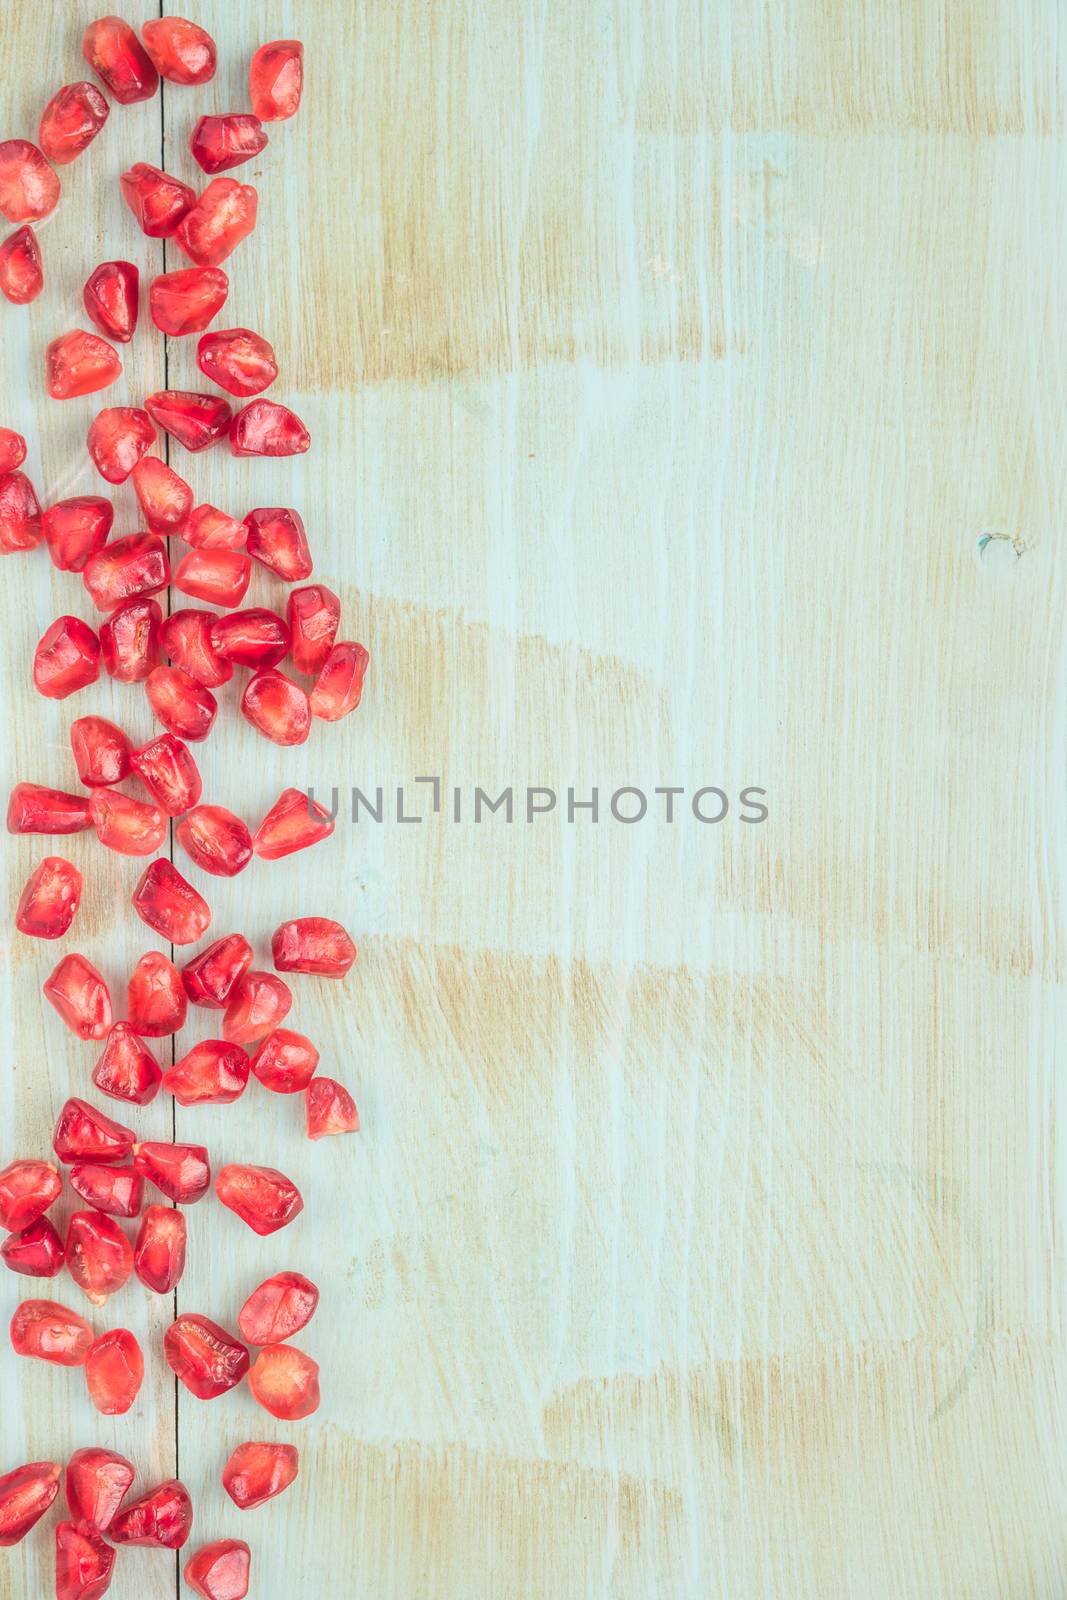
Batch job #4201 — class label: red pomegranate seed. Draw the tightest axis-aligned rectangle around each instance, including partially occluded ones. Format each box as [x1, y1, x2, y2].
[92, 1023, 162, 1105]
[0, 140, 60, 223]
[134, 1141, 211, 1204]
[209, 608, 290, 669]
[44, 956, 113, 1040]
[222, 971, 291, 1044]
[183, 503, 246, 550]
[109, 1480, 192, 1547]
[15, 856, 82, 938]
[244, 506, 311, 582]
[198, 328, 278, 397]
[191, 114, 267, 174]
[241, 669, 310, 745]
[0, 469, 43, 550]
[134, 1205, 186, 1292]
[0, 1160, 62, 1230]
[55, 1520, 115, 1600]
[174, 548, 251, 607]
[86, 406, 157, 484]
[150, 265, 228, 336]
[54, 1098, 135, 1164]
[8, 782, 91, 835]
[10, 1299, 93, 1366]
[251, 1029, 319, 1094]
[45, 330, 121, 400]
[164, 1040, 250, 1105]
[311, 641, 370, 721]
[272, 916, 357, 977]
[248, 1344, 320, 1420]
[83, 260, 138, 343]
[132, 454, 192, 534]
[85, 1327, 143, 1414]
[0, 1217, 65, 1277]
[0, 1463, 60, 1545]
[146, 389, 232, 451]
[215, 1164, 303, 1236]
[89, 787, 167, 856]
[231, 399, 310, 457]
[250, 40, 304, 122]
[132, 859, 212, 945]
[222, 1441, 298, 1510]
[185, 1538, 251, 1600]
[142, 17, 217, 84]
[146, 664, 218, 741]
[307, 1077, 360, 1139]
[39, 82, 109, 165]
[0, 427, 26, 472]
[252, 786, 334, 860]
[165, 1313, 249, 1398]
[84, 534, 169, 613]
[42, 496, 112, 572]
[70, 1163, 144, 1218]
[162, 608, 233, 687]
[66, 1448, 135, 1531]
[71, 716, 131, 785]
[33, 615, 100, 699]
[182, 934, 253, 1010]
[83, 16, 159, 103]
[127, 950, 188, 1034]
[130, 732, 201, 815]
[238, 1272, 319, 1345]
[66, 1212, 133, 1304]
[176, 805, 253, 877]
[0, 224, 43, 303]
[120, 161, 195, 236]
[100, 597, 161, 680]
[175, 177, 258, 267]
[287, 585, 340, 675]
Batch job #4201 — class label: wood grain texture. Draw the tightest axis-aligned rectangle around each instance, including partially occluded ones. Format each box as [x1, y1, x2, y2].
[2, 1, 1066, 1597]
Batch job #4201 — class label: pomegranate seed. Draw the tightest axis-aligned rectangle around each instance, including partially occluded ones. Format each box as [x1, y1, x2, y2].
[0, 469, 43, 551]
[66, 1211, 134, 1304]
[53, 1098, 135, 1164]
[210, 608, 290, 669]
[175, 177, 257, 267]
[130, 732, 201, 815]
[182, 934, 253, 1010]
[146, 664, 218, 742]
[222, 971, 291, 1044]
[83, 260, 138, 343]
[0, 427, 26, 472]
[109, 1479, 192, 1547]
[242, 669, 310, 745]
[142, 17, 217, 84]
[252, 786, 334, 860]
[0, 1462, 60, 1545]
[165, 1313, 249, 1398]
[33, 615, 100, 699]
[175, 548, 251, 607]
[311, 641, 370, 721]
[238, 1272, 319, 1345]
[15, 856, 82, 938]
[89, 788, 167, 856]
[176, 806, 253, 877]
[191, 114, 267, 174]
[70, 1164, 144, 1218]
[0, 1217, 65, 1277]
[307, 1077, 360, 1139]
[244, 506, 311, 582]
[82, 16, 159, 103]
[222, 1441, 298, 1510]
[86, 406, 157, 484]
[55, 1520, 115, 1600]
[134, 1205, 186, 1292]
[133, 859, 212, 944]
[45, 330, 121, 401]
[185, 1538, 251, 1600]
[85, 1327, 143, 1413]
[39, 82, 109, 165]
[127, 949, 188, 1034]
[0, 224, 43, 303]
[162, 609, 233, 686]
[215, 1164, 303, 1236]
[0, 1160, 62, 1230]
[8, 782, 91, 835]
[183, 503, 246, 550]
[10, 1299, 93, 1366]
[99, 597, 161, 680]
[120, 161, 195, 236]
[131, 454, 192, 534]
[251, 1029, 319, 1094]
[44, 956, 112, 1040]
[92, 1023, 162, 1105]
[71, 716, 131, 786]
[66, 1448, 135, 1530]
[146, 389, 232, 452]
[134, 1141, 211, 1204]
[0, 140, 60, 223]
[42, 496, 111, 572]
[250, 40, 304, 122]
[287, 585, 340, 675]
[231, 399, 310, 457]
[248, 1344, 320, 1420]
[150, 265, 229, 336]
[164, 1040, 250, 1105]
[197, 328, 278, 397]
[272, 916, 357, 977]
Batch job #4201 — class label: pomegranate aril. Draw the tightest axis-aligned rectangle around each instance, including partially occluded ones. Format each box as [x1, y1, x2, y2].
[0, 1216, 65, 1277]
[109, 1480, 192, 1547]
[130, 732, 202, 815]
[45, 330, 121, 401]
[55, 1519, 115, 1600]
[142, 17, 217, 84]
[0, 139, 60, 223]
[90, 787, 167, 856]
[175, 548, 251, 607]
[245, 506, 312, 581]
[164, 1039, 250, 1105]
[10, 1299, 93, 1366]
[176, 176, 257, 267]
[307, 1076, 360, 1139]
[0, 224, 43, 303]
[238, 1271, 319, 1345]
[0, 427, 26, 472]
[100, 597, 161, 680]
[70, 1163, 144, 1218]
[45, 955, 112, 1039]
[210, 608, 291, 669]
[66, 1448, 135, 1531]
[42, 496, 111, 572]
[8, 783, 91, 835]
[15, 855, 82, 938]
[0, 470, 43, 552]
[198, 328, 278, 397]
[222, 1441, 298, 1511]
[184, 502, 246, 550]
[53, 1098, 135, 1164]
[120, 161, 195, 237]
[133, 859, 211, 944]
[185, 1538, 251, 1600]
[272, 916, 357, 977]
[311, 641, 370, 721]
[146, 389, 232, 452]
[215, 1163, 303, 1236]
[127, 949, 188, 1034]
[250, 40, 304, 122]
[177, 806, 253, 878]
[146, 664, 218, 741]
[242, 669, 310, 745]
[134, 1204, 186, 1292]
[0, 1160, 62, 1230]
[83, 260, 138, 343]
[182, 934, 253, 1010]
[165, 1313, 249, 1398]
[222, 971, 291, 1044]
[92, 1022, 162, 1105]
[248, 1343, 320, 1420]
[39, 82, 109, 165]
[191, 114, 267, 174]
[134, 1141, 211, 1204]
[71, 716, 131, 786]
[66, 1211, 134, 1304]
[85, 1327, 143, 1414]
[83, 16, 159, 103]
[33, 615, 100, 699]
[231, 399, 310, 457]
[150, 265, 228, 336]
[288, 584, 340, 675]
[0, 1462, 61, 1545]
[251, 1028, 319, 1094]
[252, 786, 334, 860]
[131, 453, 191, 534]
[86, 407, 157, 484]
[162, 608, 233, 687]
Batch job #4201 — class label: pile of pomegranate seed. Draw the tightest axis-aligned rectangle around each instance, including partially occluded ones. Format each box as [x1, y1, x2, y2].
[1, 19, 364, 1598]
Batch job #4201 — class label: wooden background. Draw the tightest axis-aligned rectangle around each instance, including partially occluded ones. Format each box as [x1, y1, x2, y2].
[2, 1, 1065, 1596]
